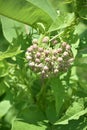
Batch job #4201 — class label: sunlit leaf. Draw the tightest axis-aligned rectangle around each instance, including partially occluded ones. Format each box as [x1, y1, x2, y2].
[48, 13, 75, 32]
[0, 0, 57, 30]
[12, 121, 47, 130]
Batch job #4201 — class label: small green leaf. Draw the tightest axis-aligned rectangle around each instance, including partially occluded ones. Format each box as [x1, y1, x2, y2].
[0, 100, 11, 118]
[12, 121, 47, 130]
[0, 45, 22, 61]
[0, 60, 9, 77]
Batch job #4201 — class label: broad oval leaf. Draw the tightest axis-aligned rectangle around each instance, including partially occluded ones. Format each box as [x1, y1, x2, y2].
[0, 0, 57, 30]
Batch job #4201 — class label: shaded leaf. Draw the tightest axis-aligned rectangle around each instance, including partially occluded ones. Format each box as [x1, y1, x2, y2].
[18, 106, 46, 124]
[50, 77, 65, 115]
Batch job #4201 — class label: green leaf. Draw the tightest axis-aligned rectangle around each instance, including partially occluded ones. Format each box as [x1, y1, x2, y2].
[76, 0, 87, 19]
[46, 102, 59, 123]
[50, 77, 65, 115]
[12, 121, 47, 130]
[0, 81, 6, 96]
[48, 13, 75, 32]
[0, 22, 9, 51]
[4, 107, 17, 124]
[0, 45, 22, 61]
[55, 98, 86, 125]
[0, 100, 11, 118]
[1, 16, 27, 42]
[0, 0, 56, 30]
[26, 0, 57, 20]
[18, 106, 46, 124]
[0, 61, 9, 77]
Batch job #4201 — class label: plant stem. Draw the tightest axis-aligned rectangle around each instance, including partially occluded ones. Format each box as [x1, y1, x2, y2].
[36, 77, 48, 111]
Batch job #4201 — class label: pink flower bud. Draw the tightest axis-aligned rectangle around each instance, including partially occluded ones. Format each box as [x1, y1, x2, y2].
[32, 44, 38, 49]
[42, 36, 49, 43]
[36, 52, 41, 58]
[44, 66, 49, 71]
[53, 49, 58, 55]
[45, 57, 50, 62]
[62, 42, 67, 47]
[66, 44, 71, 50]
[57, 48, 62, 53]
[63, 51, 69, 57]
[38, 63, 43, 68]
[29, 62, 34, 67]
[26, 56, 32, 60]
[35, 58, 40, 63]
[32, 39, 38, 44]
[41, 70, 45, 74]
[27, 46, 33, 52]
[44, 50, 50, 55]
[38, 47, 43, 52]
[52, 56, 56, 60]
[54, 69, 59, 74]
[52, 40, 58, 45]
[57, 57, 63, 62]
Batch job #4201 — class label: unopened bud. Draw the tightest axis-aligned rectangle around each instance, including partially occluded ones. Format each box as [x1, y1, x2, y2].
[42, 36, 49, 43]
[62, 42, 67, 47]
[52, 40, 58, 45]
[29, 62, 35, 67]
[38, 47, 43, 52]
[53, 49, 58, 55]
[27, 46, 33, 52]
[66, 44, 71, 50]
[44, 66, 49, 71]
[45, 57, 50, 62]
[36, 52, 41, 58]
[63, 51, 69, 57]
[26, 56, 32, 60]
[38, 63, 43, 68]
[35, 58, 40, 63]
[57, 48, 62, 53]
[32, 44, 38, 49]
[32, 39, 38, 44]
[54, 69, 59, 74]
[41, 70, 45, 74]
[44, 50, 50, 55]
[52, 56, 56, 60]
[57, 57, 63, 62]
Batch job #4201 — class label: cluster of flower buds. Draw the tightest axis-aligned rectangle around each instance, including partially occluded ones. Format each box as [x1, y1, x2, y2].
[25, 36, 74, 78]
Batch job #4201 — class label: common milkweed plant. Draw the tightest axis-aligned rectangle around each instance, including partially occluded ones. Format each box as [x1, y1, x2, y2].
[0, 0, 87, 130]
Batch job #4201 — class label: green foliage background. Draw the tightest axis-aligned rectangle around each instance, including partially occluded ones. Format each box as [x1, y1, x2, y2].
[0, 0, 87, 130]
